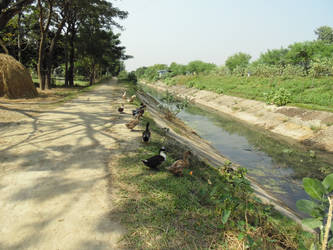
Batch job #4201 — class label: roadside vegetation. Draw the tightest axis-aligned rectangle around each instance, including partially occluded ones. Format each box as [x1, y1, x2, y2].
[108, 82, 315, 249]
[296, 174, 333, 250]
[133, 26, 333, 111]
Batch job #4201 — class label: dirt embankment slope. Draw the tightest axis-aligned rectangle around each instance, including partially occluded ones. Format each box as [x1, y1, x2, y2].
[144, 82, 333, 153]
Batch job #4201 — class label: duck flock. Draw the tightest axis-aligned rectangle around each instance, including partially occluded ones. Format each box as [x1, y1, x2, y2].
[118, 91, 192, 177]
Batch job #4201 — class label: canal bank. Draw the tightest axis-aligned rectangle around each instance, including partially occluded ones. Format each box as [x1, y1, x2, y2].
[143, 81, 333, 154]
[137, 83, 333, 231]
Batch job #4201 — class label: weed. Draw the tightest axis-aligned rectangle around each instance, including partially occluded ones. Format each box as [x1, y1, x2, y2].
[310, 125, 321, 133]
[155, 74, 333, 111]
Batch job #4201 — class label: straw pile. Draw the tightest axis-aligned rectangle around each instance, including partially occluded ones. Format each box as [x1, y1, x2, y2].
[0, 53, 38, 98]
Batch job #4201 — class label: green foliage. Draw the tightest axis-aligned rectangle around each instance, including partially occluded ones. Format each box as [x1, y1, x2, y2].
[127, 71, 137, 83]
[169, 62, 187, 76]
[158, 90, 189, 117]
[118, 70, 137, 84]
[309, 57, 333, 77]
[303, 177, 326, 201]
[225, 52, 251, 72]
[256, 48, 289, 66]
[187, 60, 217, 74]
[286, 41, 333, 74]
[296, 173, 333, 249]
[157, 74, 333, 111]
[142, 64, 168, 81]
[117, 70, 128, 80]
[315, 26, 333, 43]
[264, 88, 291, 106]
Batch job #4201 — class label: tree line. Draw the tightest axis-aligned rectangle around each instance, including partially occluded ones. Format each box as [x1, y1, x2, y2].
[136, 26, 333, 80]
[0, 0, 129, 89]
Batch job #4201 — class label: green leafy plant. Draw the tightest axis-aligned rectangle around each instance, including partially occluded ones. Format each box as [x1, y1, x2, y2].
[296, 173, 333, 249]
[158, 91, 189, 120]
[264, 88, 291, 106]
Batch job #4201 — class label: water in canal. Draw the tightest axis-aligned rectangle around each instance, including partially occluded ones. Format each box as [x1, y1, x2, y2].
[141, 85, 333, 214]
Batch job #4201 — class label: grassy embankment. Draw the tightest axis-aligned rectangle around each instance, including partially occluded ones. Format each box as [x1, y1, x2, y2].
[160, 75, 333, 112]
[112, 82, 314, 249]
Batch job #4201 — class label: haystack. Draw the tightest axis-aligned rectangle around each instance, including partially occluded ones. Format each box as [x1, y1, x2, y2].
[0, 53, 37, 98]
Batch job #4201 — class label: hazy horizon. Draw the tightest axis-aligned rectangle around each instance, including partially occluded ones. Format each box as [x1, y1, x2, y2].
[114, 0, 333, 71]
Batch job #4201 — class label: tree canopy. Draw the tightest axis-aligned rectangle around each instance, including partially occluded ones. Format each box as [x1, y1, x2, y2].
[315, 26, 333, 43]
[225, 52, 251, 72]
[0, 0, 130, 89]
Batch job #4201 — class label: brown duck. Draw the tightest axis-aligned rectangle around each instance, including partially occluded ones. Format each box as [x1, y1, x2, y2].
[125, 113, 142, 130]
[122, 91, 127, 100]
[128, 95, 136, 103]
[166, 151, 192, 176]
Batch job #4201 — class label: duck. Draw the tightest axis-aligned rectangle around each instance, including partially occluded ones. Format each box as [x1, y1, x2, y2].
[128, 95, 136, 103]
[142, 122, 151, 143]
[142, 147, 166, 170]
[118, 104, 124, 113]
[166, 151, 192, 176]
[132, 103, 146, 116]
[122, 91, 127, 100]
[125, 113, 142, 130]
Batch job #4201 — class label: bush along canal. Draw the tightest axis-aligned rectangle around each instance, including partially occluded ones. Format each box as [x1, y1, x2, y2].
[140, 85, 333, 215]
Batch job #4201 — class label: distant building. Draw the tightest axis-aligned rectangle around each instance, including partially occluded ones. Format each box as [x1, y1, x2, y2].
[157, 70, 169, 78]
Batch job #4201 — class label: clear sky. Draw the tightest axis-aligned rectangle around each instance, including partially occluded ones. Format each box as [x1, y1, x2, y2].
[113, 0, 333, 71]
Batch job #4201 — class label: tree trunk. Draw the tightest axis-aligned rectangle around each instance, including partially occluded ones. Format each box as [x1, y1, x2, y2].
[65, 54, 69, 88]
[44, 17, 66, 90]
[17, 12, 22, 62]
[0, 37, 8, 54]
[89, 64, 95, 86]
[68, 30, 75, 87]
[45, 63, 52, 89]
[64, 29, 69, 88]
[38, 34, 46, 90]
[37, 0, 53, 90]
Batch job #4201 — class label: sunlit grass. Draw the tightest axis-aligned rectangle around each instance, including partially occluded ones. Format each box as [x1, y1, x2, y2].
[162, 75, 333, 111]
[112, 83, 314, 249]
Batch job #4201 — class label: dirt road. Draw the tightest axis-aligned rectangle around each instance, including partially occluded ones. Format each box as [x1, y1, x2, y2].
[0, 81, 139, 249]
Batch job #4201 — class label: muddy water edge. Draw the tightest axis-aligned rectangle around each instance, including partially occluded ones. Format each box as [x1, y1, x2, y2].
[139, 84, 333, 215]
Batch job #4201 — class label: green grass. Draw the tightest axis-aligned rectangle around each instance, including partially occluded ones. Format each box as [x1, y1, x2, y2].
[157, 75, 333, 112]
[111, 90, 314, 249]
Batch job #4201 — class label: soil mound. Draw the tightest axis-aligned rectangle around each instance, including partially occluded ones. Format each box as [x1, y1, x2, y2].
[0, 54, 37, 98]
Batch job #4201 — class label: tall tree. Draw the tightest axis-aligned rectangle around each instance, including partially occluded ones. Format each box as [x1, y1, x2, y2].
[256, 48, 289, 66]
[77, 28, 129, 85]
[315, 26, 333, 43]
[44, 0, 69, 89]
[0, 0, 34, 29]
[36, 0, 52, 90]
[63, 0, 128, 87]
[225, 52, 251, 72]
[0, 0, 34, 53]
[286, 41, 333, 74]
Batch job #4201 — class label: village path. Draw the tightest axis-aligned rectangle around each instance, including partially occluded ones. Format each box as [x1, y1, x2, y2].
[0, 80, 139, 250]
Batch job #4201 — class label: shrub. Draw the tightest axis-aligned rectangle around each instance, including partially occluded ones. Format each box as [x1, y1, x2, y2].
[309, 58, 333, 77]
[117, 70, 128, 80]
[296, 173, 333, 249]
[127, 71, 137, 84]
[264, 88, 291, 106]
